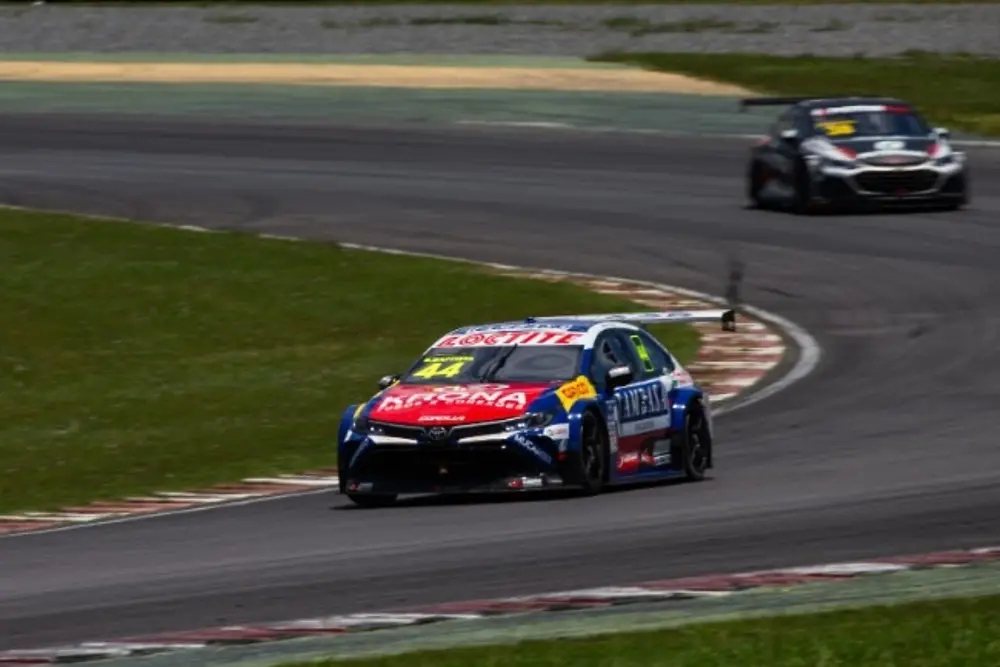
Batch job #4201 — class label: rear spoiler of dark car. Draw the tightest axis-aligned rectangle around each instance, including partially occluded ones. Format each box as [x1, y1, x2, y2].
[739, 96, 814, 112]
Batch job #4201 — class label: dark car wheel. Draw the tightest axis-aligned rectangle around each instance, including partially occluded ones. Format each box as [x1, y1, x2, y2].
[674, 406, 711, 482]
[575, 412, 608, 496]
[790, 160, 815, 215]
[747, 161, 767, 209]
[347, 492, 398, 508]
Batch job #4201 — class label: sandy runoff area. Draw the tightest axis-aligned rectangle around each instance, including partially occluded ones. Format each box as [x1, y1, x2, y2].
[0, 61, 752, 95]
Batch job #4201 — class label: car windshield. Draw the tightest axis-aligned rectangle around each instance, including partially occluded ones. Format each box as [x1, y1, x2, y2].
[811, 105, 931, 141]
[399, 346, 582, 385]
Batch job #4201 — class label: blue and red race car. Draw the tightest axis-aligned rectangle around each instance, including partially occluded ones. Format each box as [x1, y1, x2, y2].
[337, 308, 736, 507]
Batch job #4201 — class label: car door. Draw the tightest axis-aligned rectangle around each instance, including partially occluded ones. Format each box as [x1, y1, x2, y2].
[588, 328, 671, 476]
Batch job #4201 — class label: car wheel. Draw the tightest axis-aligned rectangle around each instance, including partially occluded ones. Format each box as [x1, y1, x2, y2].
[675, 406, 711, 482]
[747, 161, 767, 209]
[790, 160, 816, 215]
[347, 493, 398, 508]
[576, 412, 607, 496]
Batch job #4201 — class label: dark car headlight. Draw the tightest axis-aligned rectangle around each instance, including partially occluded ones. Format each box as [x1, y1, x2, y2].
[933, 154, 956, 167]
[823, 157, 856, 170]
[806, 154, 854, 171]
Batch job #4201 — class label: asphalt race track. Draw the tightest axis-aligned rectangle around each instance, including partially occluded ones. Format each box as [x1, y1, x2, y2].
[1, 114, 1000, 650]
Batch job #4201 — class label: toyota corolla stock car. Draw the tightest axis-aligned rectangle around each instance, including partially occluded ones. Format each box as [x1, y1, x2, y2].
[336, 308, 736, 507]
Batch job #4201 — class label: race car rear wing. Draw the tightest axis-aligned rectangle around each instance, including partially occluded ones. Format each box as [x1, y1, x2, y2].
[533, 309, 736, 331]
[739, 96, 815, 111]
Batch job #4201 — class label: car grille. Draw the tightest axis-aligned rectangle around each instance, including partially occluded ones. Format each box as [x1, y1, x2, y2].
[861, 155, 926, 167]
[855, 169, 939, 194]
[370, 418, 519, 442]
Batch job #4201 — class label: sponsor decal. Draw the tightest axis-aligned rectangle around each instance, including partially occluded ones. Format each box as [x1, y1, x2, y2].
[459, 323, 583, 333]
[542, 423, 570, 440]
[555, 375, 597, 411]
[433, 330, 583, 348]
[616, 452, 640, 473]
[379, 386, 528, 411]
[418, 414, 467, 423]
[815, 119, 856, 137]
[510, 432, 553, 465]
[812, 105, 889, 116]
[605, 400, 620, 454]
[874, 139, 906, 151]
[617, 380, 669, 422]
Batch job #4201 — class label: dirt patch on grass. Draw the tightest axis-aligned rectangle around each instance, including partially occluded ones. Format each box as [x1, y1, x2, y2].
[0, 61, 752, 95]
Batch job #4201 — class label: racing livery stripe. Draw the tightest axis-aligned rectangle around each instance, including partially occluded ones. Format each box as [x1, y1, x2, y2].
[0, 224, 788, 537]
[2, 545, 997, 664]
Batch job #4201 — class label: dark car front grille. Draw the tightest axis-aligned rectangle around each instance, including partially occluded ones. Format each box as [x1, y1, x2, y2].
[855, 169, 939, 194]
[861, 155, 926, 167]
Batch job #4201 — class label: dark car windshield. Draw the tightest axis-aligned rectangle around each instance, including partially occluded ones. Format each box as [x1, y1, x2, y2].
[399, 346, 582, 385]
[811, 105, 931, 140]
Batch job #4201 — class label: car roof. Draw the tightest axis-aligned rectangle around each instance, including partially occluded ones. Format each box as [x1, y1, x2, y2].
[795, 96, 912, 111]
[431, 318, 645, 351]
[446, 318, 636, 334]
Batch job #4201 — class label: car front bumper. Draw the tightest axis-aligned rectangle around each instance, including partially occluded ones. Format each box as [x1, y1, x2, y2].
[810, 159, 967, 204]
[341, 430, 569, 495]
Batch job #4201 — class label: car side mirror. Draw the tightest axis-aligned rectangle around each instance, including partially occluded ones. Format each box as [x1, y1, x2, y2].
[780, 128, 799, 145]
[935, 126, 950, 139]
[378, 374, 399, 390]
[605, 365, 633, 392]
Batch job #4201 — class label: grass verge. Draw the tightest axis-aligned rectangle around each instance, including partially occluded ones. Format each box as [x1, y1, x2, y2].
[0, 208, 699, 513]
[283, 592, 1000, 667]
[594, 51, 1000, 137]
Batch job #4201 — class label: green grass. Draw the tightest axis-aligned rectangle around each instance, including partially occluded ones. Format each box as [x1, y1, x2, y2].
[284, 592, 1000, 667]
[594, 51, 1000, 137]
[0, 208, 700, 514]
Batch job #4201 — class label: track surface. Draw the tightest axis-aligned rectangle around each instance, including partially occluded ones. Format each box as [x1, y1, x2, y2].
[1, 115, 1000, 650]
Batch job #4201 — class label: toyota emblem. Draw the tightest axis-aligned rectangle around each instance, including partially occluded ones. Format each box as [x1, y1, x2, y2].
[426, 426, 449, 440]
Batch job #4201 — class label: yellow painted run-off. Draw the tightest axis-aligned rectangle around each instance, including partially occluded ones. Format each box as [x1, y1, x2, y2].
[0, 61, 753, 95]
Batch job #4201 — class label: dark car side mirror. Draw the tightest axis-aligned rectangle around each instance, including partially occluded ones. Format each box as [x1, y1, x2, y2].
[605, 365, 633, 392]
[779, 128, 799, 145]
[935, 126, 950, 139]
[378, 374, 400, 390]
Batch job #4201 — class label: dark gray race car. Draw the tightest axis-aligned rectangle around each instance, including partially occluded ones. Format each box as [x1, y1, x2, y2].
[744, 96, 970, 214]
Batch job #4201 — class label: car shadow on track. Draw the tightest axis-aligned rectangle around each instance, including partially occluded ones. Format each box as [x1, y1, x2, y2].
[330, 477, 709, 511]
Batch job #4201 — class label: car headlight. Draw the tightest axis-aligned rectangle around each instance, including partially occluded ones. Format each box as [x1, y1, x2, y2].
[933, 154, 956, 166]
[806, 154, 855, 171]
[823, 157, 856, 170]
[351, 415, 384, 435]
[506, 412, 555, 431]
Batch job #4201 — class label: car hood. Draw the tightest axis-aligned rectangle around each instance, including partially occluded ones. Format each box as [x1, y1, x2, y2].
[830, 137, 937, 154]
[367, 382, 558, 426]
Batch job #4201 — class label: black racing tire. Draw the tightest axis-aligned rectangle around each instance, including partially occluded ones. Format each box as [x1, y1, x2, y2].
[747, 161, 766, 209]
[574, 411, 608, 496]
[673, 405, 712, 482]
[347, 492, 398, 508]
[790, 159, 814, 215]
